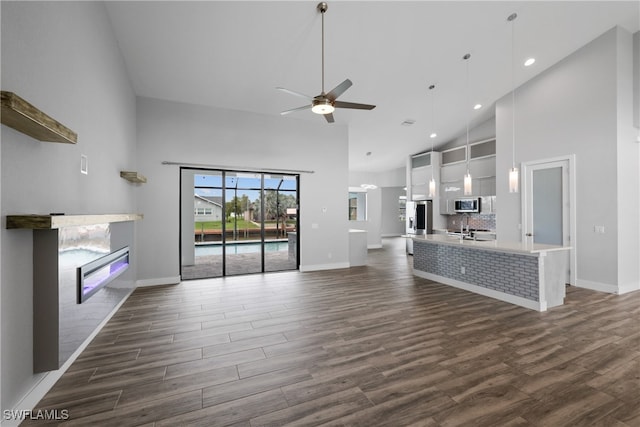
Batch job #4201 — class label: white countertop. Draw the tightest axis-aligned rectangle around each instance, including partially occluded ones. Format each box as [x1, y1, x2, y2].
[412, 234, 571, 255]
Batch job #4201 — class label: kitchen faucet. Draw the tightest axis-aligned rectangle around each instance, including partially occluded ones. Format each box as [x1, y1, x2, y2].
[460, 214, 470, 239]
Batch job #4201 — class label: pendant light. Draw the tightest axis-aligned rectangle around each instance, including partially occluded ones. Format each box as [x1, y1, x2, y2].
[428, 84, 437, 198]
[463, 53, 472, 196]
[508, 13, 519, 193]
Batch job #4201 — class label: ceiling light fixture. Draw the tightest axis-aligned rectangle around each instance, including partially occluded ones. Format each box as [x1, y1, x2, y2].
[463, 53, 473, 196]
[311, 99, 335, 114]
[473, 104, 482, 110]
[428, 84, 437, 198]
[508, 13, 519, 193]
[524, 57, 536, 67]
[430, 133, 437, 139]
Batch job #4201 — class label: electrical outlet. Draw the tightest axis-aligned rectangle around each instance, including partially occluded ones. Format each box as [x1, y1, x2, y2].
[328, 252, 332, 259]
[461, 266, 466, 274]
[594, 225, 605, 234]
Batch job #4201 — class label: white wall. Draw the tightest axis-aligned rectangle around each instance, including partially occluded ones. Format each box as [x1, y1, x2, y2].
[496, 27, 639, 293]
[381, 187, 405, 236]
[349, 168, 405, 248]
[1, 1, 137, 413]
[135, 97, 350, 282]
[438, 116, 496, 151]
[615, 29, 640, 293]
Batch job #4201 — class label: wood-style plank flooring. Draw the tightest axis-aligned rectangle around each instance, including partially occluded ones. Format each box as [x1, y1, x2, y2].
[28, 238, 639, 426]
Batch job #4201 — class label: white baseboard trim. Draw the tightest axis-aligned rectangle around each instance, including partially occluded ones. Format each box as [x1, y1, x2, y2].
[414, 270, 544, 312]
[300, 262, 350, 272]
[576, 278, 640, 295]
[618, 282, 640, 295]
[381, 234, 402, 238]
[136, 276, 181, 287]
[367, 244, 383, 249]
[574, 279, 619, 294]
[3, 288, 135, 427]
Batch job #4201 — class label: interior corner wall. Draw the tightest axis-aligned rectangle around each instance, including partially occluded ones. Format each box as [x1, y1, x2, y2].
[438, 116, 496, 151]
[615, 28, 640, 293]
[135, 97, 349, 281]
[633, 31, 639, 130]
[496, 27, 627, 292]
[348, 168, 406, 248]
[381, 187, 405, 237]
[0, 2, 137, 413]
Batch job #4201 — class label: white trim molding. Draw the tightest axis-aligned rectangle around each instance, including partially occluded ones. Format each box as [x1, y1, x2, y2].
[136, 276, 181, 287]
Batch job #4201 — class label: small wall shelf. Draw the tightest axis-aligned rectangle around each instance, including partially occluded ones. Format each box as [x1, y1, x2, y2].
[1, 91, 77, 144]
[120, 171, 147, 184]
[6, 213, 143, 230]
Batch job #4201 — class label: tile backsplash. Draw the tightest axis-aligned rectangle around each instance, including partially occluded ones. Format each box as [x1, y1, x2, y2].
[447, 213, 496, 231]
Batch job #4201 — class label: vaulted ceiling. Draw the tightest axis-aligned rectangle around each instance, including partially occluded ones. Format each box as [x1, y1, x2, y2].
[105, 1, 639, 173]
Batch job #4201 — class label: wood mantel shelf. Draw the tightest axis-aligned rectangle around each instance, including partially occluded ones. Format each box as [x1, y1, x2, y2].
[6, 213, 143, 229]
[1, 91, 77, 144]
[120, 171, 147, 183]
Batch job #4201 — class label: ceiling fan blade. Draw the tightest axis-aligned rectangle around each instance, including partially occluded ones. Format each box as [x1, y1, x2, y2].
[334, 100, 376, 110]
[280, 105, 311, 115]
[276, 87, 314, 101]
[326, 79, 352, 101]
[323, 113, 335, 123]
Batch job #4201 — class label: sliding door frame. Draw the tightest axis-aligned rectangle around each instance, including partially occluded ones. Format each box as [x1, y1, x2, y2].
[179, 166, 300, 279]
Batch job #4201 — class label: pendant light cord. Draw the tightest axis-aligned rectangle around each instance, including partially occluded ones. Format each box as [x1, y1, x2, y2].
[430, 84, 436, 181]
[321, 7, 325, 94]
[465, 54, 470, 175]
[511, 15, 516, 169]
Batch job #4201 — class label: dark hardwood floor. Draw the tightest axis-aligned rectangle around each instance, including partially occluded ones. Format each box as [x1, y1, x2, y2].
[28, 238, 639, 426]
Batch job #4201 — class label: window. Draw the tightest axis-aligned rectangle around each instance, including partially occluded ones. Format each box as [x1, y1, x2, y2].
[348, 191, 367, 221]
[194, 208, 213, 215]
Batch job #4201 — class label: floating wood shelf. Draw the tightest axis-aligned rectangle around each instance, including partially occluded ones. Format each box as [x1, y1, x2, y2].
[1, 91, 77, 144]
[6, 213, 143, 230]
[120, 171, 147, 183]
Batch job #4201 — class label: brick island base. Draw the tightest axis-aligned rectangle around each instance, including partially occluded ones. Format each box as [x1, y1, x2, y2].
[412, 235, 571, 312]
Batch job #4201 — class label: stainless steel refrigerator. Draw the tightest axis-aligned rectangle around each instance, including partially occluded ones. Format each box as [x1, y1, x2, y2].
[406, 200, 433, 255]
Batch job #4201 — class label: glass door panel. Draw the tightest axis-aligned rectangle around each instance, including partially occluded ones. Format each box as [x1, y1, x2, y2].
[263, 175, 298, 272]
[181, 169, 224, 279]
[224, 172, 263, 276]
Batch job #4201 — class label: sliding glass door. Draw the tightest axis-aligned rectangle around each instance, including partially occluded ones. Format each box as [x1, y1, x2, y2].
[180, 168, 299, 280]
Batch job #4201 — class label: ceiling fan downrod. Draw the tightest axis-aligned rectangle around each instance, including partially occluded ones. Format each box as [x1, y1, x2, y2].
[318, 2, 328, 95]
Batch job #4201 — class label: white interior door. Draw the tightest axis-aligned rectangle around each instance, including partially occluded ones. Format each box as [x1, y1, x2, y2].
[522, 156, 576, 284]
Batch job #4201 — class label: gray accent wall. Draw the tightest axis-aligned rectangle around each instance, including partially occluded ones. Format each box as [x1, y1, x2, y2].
[1, 1, 137, 412]
[496, 26, 640, 293]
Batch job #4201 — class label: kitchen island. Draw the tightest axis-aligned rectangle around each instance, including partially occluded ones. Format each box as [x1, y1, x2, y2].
[412, 234, 571, 311]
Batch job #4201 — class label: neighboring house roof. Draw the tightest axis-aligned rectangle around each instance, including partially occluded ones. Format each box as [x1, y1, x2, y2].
[195, 195, 222, 208]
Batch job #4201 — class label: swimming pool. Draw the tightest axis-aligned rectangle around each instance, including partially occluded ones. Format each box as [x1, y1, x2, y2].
[195, 241, 289, 256]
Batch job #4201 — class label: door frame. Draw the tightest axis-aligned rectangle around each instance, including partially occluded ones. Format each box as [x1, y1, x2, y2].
[179, 167, 300, 279]
[521, 154, 576, 285]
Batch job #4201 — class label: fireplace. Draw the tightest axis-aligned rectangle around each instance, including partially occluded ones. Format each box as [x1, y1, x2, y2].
[77, 246, 130, 303]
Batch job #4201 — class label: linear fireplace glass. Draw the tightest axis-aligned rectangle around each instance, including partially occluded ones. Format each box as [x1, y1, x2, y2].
[77, 246, 129, 303]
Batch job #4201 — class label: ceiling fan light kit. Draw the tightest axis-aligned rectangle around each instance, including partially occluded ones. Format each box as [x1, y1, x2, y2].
[311, 98, 335, 115]
[277, 2, 376, 123]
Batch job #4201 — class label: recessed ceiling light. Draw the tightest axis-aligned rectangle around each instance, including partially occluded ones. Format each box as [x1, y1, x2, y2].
[473, 104, 482, 110]
[430, 133, 437, 138]
[524, 58, 536, 67]
[401, 119, 416, 126]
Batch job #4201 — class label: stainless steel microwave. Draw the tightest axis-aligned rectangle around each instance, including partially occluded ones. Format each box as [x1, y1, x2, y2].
[454, 198, 480, 213]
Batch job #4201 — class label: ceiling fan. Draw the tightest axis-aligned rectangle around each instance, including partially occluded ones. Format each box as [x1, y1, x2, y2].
[277, 2, 376, 123]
